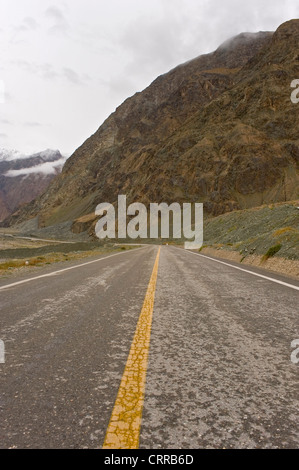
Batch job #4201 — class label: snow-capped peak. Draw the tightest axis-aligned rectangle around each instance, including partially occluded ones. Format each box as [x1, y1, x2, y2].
[0, 148, 25, 161]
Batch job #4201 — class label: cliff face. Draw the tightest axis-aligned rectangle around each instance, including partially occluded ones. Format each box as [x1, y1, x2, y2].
[0, 150, 64, 222]
[5, 20, 299, 232]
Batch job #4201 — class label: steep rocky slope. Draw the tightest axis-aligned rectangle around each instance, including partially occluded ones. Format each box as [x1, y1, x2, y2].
[0, 149, 64, 221]
[4, 20, 299, 235]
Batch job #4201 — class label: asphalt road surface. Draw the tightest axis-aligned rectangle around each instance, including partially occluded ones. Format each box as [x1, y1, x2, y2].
[0, 245, 298, 449]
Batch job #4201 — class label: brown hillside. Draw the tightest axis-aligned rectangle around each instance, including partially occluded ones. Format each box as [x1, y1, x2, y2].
[4, 21, 299, 234]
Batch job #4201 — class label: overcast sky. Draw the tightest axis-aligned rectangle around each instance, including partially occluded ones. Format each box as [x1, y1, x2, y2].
[0, 0, 298, 156]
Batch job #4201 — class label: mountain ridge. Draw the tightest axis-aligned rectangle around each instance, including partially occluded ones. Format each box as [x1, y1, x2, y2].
[3, 20, 299, 237]
[0, 149, 65, 222]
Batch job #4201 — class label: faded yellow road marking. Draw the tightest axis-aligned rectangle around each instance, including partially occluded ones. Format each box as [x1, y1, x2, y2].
[103, 247, 161, 449]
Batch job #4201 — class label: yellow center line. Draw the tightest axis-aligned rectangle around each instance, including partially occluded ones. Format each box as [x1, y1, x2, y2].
[102, 247, 161, 449]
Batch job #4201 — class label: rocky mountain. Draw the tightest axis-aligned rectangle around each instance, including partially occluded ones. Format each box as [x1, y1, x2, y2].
[4, 20, 299, 236]
[0, 149, 65, 222]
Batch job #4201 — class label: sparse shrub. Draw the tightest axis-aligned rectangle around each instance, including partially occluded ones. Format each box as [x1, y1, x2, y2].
[263, 244, 282, 261]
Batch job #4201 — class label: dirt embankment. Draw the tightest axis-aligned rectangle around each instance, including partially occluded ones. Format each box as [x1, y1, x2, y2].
[202, 201, 299, 280]
[200, 246, 299, 280]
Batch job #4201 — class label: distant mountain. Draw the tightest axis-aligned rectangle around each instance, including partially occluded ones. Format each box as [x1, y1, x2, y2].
[4, 20, 299, 237]
[0, 149, 65, 222]
[0, 149, 24, 161]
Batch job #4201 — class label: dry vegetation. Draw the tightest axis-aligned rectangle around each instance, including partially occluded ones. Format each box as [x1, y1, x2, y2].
[0, 238, 136, 277]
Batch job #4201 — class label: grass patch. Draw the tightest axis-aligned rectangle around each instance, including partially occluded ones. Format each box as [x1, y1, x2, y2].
[0, 245, 138, 276]
[198, 245, 208, 252]
[262, 244, 282, 261]
[273, 227, 295, 237]
[0, 257, 47, 270]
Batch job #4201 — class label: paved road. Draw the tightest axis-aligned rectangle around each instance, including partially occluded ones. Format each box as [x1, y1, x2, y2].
[0, 246, 298, 449]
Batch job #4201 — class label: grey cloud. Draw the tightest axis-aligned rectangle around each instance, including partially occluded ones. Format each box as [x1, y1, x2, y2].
[12, 60, 60, 81]
[12, 60, 35, 74]
[23, 122, 43, 128]
[3, 90, 13, 103]
[121, 16, 182, 76]
[0, 79, 5, 104]
[0, 119, 12, 125]
[107, 75, 138, 102]
[119, 7, 217, 84]
[16, 17, 39, 32]
[119, 0, 299, 86]
[45, 6, 66, 22]
[45, 6, 69, 35]
[11, 60, 88, 86]
[39, 63, 60, 80]
[23, 17, 39, 30]
[63, 68, 90, 86]
[63, 67, 82, 85]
